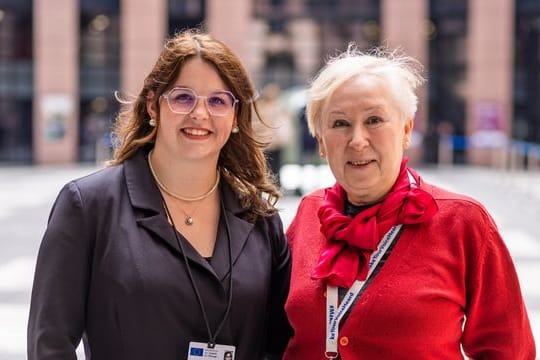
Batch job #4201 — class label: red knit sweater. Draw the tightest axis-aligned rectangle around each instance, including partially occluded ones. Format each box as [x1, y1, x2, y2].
[284, 179, 536, 359]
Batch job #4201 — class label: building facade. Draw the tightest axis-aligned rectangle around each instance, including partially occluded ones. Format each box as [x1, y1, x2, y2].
[0, 0, 538, 166]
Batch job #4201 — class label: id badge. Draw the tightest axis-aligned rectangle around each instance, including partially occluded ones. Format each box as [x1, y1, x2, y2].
[187, 341, 236, 360]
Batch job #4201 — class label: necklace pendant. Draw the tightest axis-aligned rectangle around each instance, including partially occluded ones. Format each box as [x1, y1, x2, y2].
[185, 216, 194, 225]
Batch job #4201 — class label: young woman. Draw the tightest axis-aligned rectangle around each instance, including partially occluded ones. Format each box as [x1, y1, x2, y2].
[28, 29, 291, 360]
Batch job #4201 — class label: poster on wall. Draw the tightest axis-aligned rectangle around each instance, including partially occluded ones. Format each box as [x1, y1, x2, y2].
[41, 94, 73, 142]
[470, 101, 507, 148]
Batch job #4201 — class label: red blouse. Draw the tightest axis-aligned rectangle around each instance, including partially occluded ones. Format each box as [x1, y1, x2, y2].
[284, 179, 536, 359]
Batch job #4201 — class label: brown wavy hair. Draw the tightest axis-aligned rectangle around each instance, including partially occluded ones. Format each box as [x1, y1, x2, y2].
[108, 29, 280, 221]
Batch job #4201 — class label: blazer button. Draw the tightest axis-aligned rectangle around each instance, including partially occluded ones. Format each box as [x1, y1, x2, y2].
[339, 336, 349, 346]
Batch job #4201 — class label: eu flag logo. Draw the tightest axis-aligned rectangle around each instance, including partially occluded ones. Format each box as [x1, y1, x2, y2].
[190, 348, 204, 356]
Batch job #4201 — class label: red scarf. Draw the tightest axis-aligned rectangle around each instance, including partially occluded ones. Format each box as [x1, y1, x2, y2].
[312, 159, 438, 288]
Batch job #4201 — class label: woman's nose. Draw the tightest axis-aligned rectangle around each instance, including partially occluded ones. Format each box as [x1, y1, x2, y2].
[190, 97, 210, 117]
[349, 125, 369, 149]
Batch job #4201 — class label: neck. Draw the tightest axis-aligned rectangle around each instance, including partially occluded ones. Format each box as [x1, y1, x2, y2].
[148, 149, 219, 200]
[346, 189, 389, 207]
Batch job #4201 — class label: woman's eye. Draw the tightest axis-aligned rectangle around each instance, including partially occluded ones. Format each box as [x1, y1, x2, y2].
[331, 119, 349, 128]
[366, 116, 383, 126]
[172, 93, 194, 103]
[208, 95, 226, 106]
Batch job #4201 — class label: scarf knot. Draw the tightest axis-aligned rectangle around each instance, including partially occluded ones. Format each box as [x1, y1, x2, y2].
[312, 159, 438, 288]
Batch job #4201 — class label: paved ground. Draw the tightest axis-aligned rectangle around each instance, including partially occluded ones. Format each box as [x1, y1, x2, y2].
[0, 163, 538, 359]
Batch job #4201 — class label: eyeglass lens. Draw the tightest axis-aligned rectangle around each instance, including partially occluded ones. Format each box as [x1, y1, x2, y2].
[165, 88, 236, 116]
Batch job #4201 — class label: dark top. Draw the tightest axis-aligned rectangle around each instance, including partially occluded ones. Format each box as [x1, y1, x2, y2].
[27, 149, 292, 360]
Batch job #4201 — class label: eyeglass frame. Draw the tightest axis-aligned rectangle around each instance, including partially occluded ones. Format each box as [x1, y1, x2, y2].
[160, 86, 239, 117]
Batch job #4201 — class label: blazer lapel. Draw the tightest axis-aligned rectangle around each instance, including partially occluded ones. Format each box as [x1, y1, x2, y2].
[124, 150, 212, 272]
[210, 182, 254, 282]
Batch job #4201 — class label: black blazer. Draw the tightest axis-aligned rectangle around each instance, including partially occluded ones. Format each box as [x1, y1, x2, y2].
[28, 149, 292, 360]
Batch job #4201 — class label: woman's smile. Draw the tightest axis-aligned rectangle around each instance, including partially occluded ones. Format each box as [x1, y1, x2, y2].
[181, 127, 211, 138]
[347, 159, 376, 167]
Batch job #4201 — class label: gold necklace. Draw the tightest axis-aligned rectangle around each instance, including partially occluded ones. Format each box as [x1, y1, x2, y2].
[148, 150, 220, 225]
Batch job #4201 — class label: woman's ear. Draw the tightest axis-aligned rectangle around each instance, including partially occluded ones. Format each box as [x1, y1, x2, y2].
[403, 118, 414, 149]
[316, 135, 326, 159]
[146, 91, 157, 119]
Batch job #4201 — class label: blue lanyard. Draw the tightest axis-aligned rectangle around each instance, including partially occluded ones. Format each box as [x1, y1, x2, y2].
[324, 171, 416, 359]
[324, 224, 402, 359]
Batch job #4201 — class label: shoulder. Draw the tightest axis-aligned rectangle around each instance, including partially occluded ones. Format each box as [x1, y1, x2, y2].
[286, 188, 326, 244]
[255, 211, 285, 238]
[48, 164, 129, 219]
[291, 188, 326, 223]
[72, 164, 124, 188]
[413, 175, 507, 268]
[297, 188, 325, 212]
[45, 165, 126, 232]
[421, 178, 483, 208]
[66, 164, 125, 199]
[419, 177, 496, 228]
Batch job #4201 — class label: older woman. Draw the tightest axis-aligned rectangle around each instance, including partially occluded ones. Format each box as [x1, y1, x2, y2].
[283, 46, 535, 359]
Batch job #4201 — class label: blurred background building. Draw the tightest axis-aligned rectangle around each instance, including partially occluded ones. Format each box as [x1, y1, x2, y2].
[0, 0, 539, 167]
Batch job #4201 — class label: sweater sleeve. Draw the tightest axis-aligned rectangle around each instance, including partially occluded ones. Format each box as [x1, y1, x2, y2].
[27, 181, 92, 360]
[461, 208, 536, 359]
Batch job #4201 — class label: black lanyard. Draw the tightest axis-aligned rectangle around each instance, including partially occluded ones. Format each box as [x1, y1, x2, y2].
[161, 191, 234, 348]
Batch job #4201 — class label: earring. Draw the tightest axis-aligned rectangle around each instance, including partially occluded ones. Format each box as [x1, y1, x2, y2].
[231, 126, 239, 134]
[149, 118, 156, 127]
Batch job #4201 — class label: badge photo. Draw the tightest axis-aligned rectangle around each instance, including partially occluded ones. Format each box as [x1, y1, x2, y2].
[187, 341, 236, 360]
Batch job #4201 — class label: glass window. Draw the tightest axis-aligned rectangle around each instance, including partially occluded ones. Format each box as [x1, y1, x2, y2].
[79, 0, 120, 162]
[427, 0, 468, 164]
[514, 0, 540, 144]
[253, 0, 380, 91]
[263, 52, 296, 88]
[0, 1, 33, 163]
[306, 0, 378, 21]
[168, 0, 205, 36]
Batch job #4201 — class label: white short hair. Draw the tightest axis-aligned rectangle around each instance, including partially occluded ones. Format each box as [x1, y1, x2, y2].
[306, 45, 425, 136]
